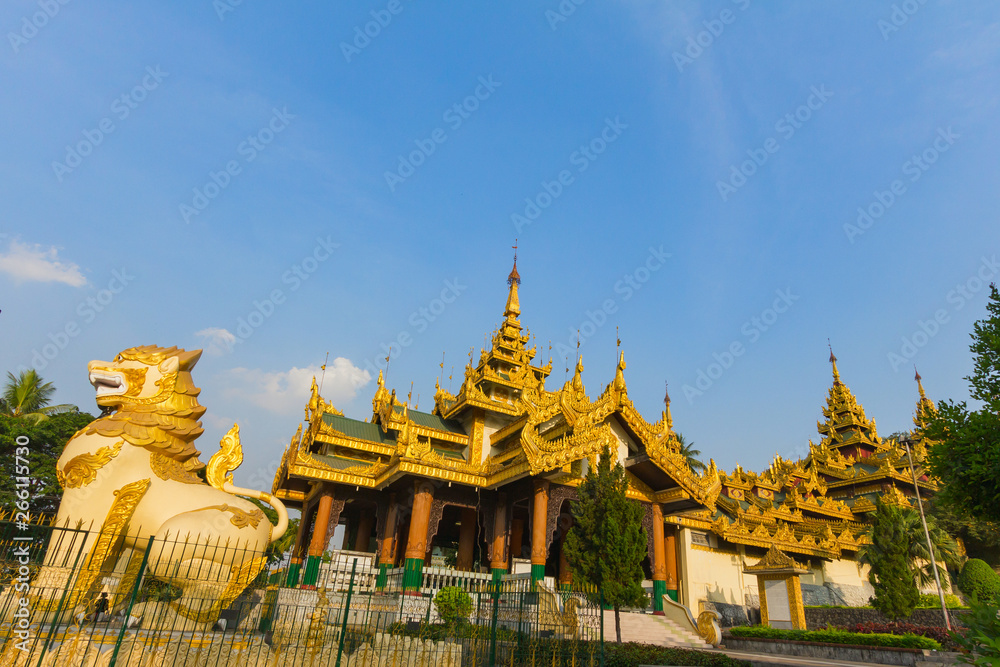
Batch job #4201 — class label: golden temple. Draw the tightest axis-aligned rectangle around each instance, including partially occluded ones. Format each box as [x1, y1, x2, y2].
[272, 256, 937, 615]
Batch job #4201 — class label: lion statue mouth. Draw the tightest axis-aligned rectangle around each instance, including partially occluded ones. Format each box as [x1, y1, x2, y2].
[90, 370, 126, 397]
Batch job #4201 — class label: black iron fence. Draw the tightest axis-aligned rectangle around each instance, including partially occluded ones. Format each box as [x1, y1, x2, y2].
[0, 520, 606, 666]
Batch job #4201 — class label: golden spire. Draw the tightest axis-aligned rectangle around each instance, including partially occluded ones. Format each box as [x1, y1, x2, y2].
[828, 341, 841, 385]
[662, 381, 673, 431]
[505, 240, 521, 319]
[913, 366, 937, 432]
[612, 350, 627, 392]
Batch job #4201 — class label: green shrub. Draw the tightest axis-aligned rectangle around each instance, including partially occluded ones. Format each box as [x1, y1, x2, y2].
[948, 598, 1000, 664]
[728, 625, 942, 650]
[916, 592, 966, 609]
[433, 586, 472, 629]
[958, 559, 1000, 604]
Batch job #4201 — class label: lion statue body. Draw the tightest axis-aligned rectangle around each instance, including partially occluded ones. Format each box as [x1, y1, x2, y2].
[11, 345, 287, 629]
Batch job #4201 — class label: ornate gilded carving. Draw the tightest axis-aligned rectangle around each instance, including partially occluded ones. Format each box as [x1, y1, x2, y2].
[150, 452, 202, 484]
[57, 440, 124, 489]
[203, 503, 267, 529]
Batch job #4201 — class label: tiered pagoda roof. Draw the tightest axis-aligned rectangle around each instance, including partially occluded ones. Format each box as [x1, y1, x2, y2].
[272, 257, 937, 561]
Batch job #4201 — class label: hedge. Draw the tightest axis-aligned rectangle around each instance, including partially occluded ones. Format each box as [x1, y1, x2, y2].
[958, 558, 1000, 603]
[727, 626, 942, 650]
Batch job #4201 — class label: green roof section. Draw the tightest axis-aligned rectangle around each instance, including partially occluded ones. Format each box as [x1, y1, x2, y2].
[407, 409, 466, 435]
[310, 453, 376, 470]
[322, 413, 396, 445]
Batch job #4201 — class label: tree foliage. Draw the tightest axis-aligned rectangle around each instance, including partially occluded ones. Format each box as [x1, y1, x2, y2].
[675, 433, 706, 474]
[858, 499, 921, 620]
[928, 497, 1000, 568]
[1, 369, 76, 423]
[564, 445, 648, 642]
[0, 410, 95, 516]
[926, 284, 1000, 523]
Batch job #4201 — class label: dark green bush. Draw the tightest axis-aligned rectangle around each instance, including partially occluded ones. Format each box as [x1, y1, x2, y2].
[958, 559, 1000, 603]
[728, 625, 941, 650]
[433, 586, 473, 629]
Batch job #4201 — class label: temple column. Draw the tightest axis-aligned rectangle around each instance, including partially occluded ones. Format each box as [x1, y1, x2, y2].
[285, 505, 310, 587]
[355, 511, 373, 554]
[490, 494, 508, 582]
[456, 507, 477, 571]
[651, 504, 667, 613]
[531, 479, 549, 583]
[302, 489, 334, 588]
[665, 525, 679, 602]
[403, 480, 435, 592]
[376, 494, 398, 589]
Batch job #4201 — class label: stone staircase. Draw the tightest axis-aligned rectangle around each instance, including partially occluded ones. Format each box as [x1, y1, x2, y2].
[603, 610, 711, 649]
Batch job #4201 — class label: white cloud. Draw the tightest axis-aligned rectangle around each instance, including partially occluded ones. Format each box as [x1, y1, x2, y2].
[0, 239, 86, 286]
[219, 358, 371, 415]
[196, 327, 237, 355]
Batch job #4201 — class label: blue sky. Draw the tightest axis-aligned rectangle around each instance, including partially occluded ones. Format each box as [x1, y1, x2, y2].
[2, 1, 998, 492]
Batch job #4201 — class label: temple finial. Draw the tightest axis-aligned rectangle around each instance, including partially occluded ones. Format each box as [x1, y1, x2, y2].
[914, 366, 927, 399]
[504, 242, 521, 318]
[664, 381, 671, 408]
[828, 340, 840, 383]
[507, 239, 521, 287]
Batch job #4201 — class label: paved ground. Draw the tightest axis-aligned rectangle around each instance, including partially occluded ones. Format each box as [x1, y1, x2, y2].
[706, 647, 909, 667]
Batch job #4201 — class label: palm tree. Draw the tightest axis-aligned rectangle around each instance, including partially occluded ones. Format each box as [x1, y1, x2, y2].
[1, 370, 75, 423]
[859, 498, 961, 587]
[675, 433, 707, 474]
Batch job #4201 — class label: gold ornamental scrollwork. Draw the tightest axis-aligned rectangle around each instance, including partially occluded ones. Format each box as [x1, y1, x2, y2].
[203, 503, 267, 529]
[150, 452, 203, 484]
[57, 440, 125, 489]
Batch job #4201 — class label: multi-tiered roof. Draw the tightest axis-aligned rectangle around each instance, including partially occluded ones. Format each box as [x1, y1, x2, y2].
[272, 259, 936, 561]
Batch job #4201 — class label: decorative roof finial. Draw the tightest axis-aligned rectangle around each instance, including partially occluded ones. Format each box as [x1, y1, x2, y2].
[504, 241, 521, 318]
[914, 365, 927, 399]
[664, 381, 671, 408]
[507, 239, 521, 287]
[828, 340, 841, 383]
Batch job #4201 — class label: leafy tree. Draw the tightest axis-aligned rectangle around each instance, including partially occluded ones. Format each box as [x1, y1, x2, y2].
[1, 370, 76, 423]
[675, 433, 706, 474]
[564, 444, 648, 642]
[433, 586, 472, 635]
[858, 499, 921, 620]
[0, 410, 95, 517]
[926, 284, 1000, 522]
[928, 497, 1000, 568]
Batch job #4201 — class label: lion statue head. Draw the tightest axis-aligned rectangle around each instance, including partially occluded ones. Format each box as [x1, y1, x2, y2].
[86, 345, 207, 470]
